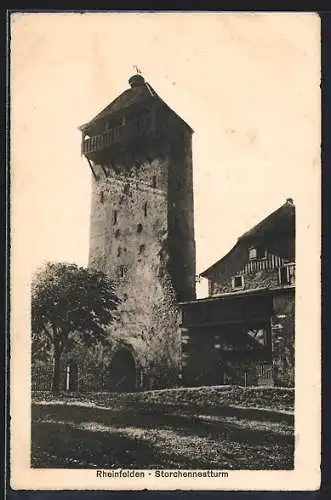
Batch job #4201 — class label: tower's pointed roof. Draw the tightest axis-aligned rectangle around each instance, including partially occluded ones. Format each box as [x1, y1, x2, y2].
[79, 73, 193, 134]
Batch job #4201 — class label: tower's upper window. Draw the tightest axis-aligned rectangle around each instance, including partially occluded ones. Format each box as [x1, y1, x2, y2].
[152, 176, 157, 188]
[137, 223, 143, 234]
[113, 210, 118, 225]
[143, 202, 148, 217]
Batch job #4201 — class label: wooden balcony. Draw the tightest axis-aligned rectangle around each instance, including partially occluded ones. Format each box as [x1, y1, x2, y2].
[243, 254, 290, 273]
[82, 113, 156, 157]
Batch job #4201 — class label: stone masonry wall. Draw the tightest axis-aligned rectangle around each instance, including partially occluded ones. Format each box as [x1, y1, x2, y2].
[211, 267, 281, 295]
[88, 156, 182, 389]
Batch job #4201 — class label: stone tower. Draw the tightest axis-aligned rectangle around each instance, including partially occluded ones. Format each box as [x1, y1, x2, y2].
[80, 73, 196, 390]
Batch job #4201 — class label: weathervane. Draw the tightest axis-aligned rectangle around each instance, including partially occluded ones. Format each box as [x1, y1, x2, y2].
[133, 65, 142, 75]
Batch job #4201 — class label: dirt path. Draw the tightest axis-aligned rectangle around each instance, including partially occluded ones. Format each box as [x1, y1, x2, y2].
[32, 400, 294, 469]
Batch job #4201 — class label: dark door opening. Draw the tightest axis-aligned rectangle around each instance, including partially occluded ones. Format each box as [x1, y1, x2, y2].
[109, 349, 136, 392]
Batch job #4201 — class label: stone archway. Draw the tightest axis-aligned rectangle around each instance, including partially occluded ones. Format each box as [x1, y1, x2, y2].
[109, 348, 137, 392]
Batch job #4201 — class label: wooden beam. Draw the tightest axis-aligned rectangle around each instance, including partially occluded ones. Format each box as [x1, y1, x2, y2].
[100, 164, 107, 177]
[180, 317, 270, 329]
[86, 157, 97, 180]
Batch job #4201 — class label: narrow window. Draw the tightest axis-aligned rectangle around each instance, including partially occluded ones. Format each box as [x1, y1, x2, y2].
[143, 201, 148, 217]
[117, 247, 121, 257]
[115, 229, 120, 238]
[100, 191, 104, 204]
[137, 223, 143, 233]
[113, 210, 118, 225]
[152, 176, 157, 188]
[139, 244, 146, 255]
[119, 265, 127, 278]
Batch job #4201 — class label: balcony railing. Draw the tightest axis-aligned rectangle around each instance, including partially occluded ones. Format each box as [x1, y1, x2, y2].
[82, 114, 154, 156]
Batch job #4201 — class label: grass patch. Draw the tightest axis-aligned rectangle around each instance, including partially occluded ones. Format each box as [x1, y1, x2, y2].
[33, 385, 294, 412]
[31, 385, 294, 470]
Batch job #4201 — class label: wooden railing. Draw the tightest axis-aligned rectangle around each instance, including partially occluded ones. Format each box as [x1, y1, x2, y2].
[243, 254, 288, 273]
[82, 114, 154, 156]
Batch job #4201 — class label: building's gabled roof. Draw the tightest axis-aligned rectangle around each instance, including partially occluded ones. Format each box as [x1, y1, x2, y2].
[200, 198, 295, 279]
[238, 198, 295, 242]
[79, 74, 193, 133]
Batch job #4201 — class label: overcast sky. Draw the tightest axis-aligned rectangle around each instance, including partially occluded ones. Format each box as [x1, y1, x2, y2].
[11, 12, 320, 297]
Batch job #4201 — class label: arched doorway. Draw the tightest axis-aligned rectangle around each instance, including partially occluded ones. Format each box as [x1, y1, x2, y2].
[109, 348, 136, 392]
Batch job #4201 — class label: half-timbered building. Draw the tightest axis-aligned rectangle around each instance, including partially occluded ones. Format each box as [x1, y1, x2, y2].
[180, 198, 295, 387]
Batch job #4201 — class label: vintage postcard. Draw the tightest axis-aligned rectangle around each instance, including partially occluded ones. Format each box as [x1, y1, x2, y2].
[10, 11, 321, 491]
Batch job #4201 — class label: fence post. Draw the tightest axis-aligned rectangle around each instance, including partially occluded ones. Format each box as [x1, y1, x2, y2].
[65, 365, 70, 391]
